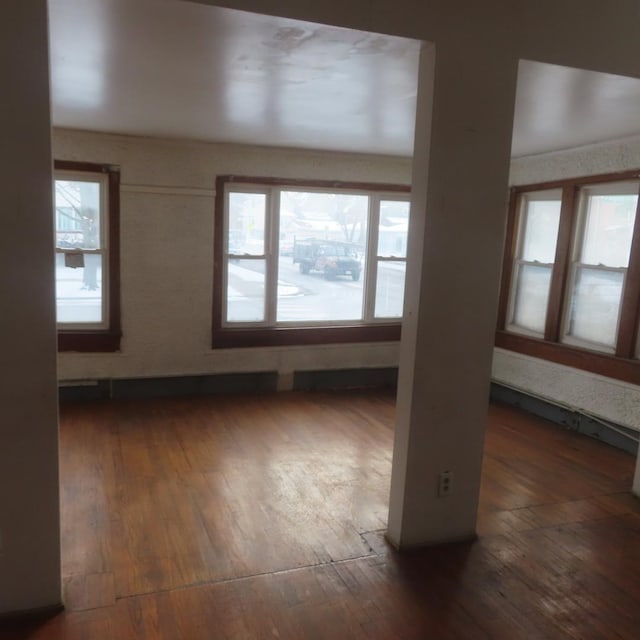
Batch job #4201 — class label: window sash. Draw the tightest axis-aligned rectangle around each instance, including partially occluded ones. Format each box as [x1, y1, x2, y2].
[54, 170, 110, 330]
[508, 259, 554, 336]
[506, 188, 562, 336]
[562, 264, 626, 352]
[560, 181, 639, 353]
[367, 196, 409, 321]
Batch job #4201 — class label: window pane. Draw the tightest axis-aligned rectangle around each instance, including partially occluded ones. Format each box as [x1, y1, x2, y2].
[375, 261, 406, 318]
[228, 192, 266, 255]
[277, 240, 364, 322]
[226, 259, 266, 322]
[581, 192, 637, 267]
[276, 191, 368, 323]
[378, 200, 409, 257]
[520, 197, 561, 263]
[55, 253, 103, 323]
[511, 264, 552, 334]
[55, 180, 101, 250]
[280, 191, 369, 247]
[565, 267, 624, 348]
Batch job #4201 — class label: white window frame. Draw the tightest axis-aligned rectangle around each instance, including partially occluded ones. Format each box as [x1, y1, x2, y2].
[561, 181, 639, 353]
[366, 194, 410, 321]
[507, 189, 562, 338]
[221, 182, 410, 329]
[54, 169, 110, 330]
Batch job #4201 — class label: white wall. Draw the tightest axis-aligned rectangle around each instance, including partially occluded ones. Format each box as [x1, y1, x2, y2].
[54, 129, 410, 383]
[1, 0, 61, 614]
[56, 129, 640, 434]
[492, 136, 640, 432]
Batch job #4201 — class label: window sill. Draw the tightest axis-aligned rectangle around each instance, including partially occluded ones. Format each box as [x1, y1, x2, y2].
[58, 330, 121, 353]
[495, 330, 640, 384]
[212, 323, 401, 349]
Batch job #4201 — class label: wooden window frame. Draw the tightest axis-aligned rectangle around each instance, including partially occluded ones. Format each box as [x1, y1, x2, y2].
[497, 170, 640, 384]
[212, 176, 409, 349]
[55, 160, 121, 352]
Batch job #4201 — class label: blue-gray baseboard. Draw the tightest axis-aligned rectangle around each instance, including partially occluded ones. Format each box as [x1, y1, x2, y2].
[490, 382, 638, 456]
[58, 371, 278, 402]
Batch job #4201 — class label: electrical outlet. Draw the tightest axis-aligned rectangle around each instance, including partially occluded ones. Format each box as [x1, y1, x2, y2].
[438, 470, 454, 497]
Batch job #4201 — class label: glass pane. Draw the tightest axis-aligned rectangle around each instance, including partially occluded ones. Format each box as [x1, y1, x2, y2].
[55, 180, 101, 250]
[279, 190, 369, 249]
[374, 261, 406, 318]
[511, 264, 552, 334]
[277, 240, 365, 322]
[228, 192, 266, 255]
[55, 253, 103, 323]
[520, 198, 561, 263]
[377, 200, 409, 258]
[226, 259, 266, 323]
[581, 193, 637, 267]
[276, 191, 368, 323]
[565, 267, 624, 348]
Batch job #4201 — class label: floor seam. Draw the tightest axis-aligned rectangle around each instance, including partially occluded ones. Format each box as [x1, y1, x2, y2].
[108, 552, 380, 606]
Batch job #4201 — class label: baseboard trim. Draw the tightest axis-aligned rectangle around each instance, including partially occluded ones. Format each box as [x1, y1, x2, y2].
[490, 382, 639, 455]
[384, 531, 478, 552]
[294, 367, 398, 390]
[59, 368, 396, 402]
[59, 372, 278, 402]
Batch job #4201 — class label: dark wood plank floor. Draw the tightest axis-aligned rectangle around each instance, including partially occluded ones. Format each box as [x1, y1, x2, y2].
[3, 389, 640, 639]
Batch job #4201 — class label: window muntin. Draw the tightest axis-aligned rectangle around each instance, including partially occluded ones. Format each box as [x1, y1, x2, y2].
[218, 179, 410, 339]
[54, 171, 109, 329]
[508, 190, 562, 336]
[562, 182, 638, 351]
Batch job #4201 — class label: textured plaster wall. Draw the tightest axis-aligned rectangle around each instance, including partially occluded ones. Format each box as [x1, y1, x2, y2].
[510, 134, 640, 185]
[493, 136, 640, 431]
[54, 129, 409, 381]
[492, 349, 640, 431]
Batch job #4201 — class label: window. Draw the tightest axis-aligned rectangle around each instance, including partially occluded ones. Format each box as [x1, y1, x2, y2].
[212, 176, 410, 348]
[497, 171, 640, 383]
[563, 183, 637, 351]
[507, 189, 562, 336]
[54, 161, 121, 352]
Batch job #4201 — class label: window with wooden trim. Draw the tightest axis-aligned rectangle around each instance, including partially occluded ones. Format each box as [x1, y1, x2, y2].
[497, 171, 640, 383]
[212, 176, 410, 348]
[55, 160, 121, 352]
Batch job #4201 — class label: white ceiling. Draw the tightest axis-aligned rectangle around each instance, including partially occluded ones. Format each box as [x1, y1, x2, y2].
[48, 0, 640, 158]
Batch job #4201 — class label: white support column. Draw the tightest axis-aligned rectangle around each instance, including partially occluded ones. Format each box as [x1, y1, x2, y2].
[633, 450, 640, 497]
[0, 1, 61, 614]
[387, 41, 519, 548]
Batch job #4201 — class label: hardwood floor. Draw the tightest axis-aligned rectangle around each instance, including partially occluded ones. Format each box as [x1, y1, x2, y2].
[3, 389, 640, 639]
